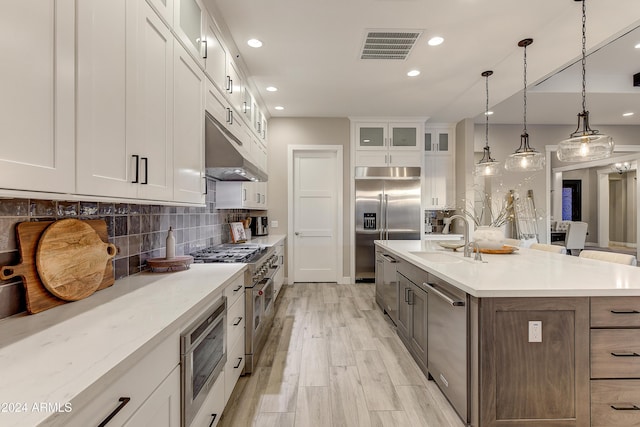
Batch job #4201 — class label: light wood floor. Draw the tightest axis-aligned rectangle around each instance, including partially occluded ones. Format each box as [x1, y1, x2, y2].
[219, 282, 464, 427]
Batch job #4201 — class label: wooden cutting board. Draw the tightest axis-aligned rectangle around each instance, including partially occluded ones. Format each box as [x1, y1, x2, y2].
[0, 220, 116, 313]
[36, 219, 117, 301]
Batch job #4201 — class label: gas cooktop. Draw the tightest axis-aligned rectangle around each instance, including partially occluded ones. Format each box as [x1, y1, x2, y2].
[190, 243, 266, 264]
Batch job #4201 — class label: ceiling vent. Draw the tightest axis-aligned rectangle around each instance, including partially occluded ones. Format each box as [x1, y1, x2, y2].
[360, 30, 422, 60]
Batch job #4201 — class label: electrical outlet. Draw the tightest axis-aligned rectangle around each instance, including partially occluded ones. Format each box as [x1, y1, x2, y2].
[528, 320, 542, 343]
[271, 220, 278, 228]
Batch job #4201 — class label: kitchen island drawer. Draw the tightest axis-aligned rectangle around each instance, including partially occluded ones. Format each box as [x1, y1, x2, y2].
[592, 380, 640, 426]
[591, 297, 640, 328]
[592, 329, 640, 378]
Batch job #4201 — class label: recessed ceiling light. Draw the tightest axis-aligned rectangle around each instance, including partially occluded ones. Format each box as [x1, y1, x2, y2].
[428, 36, 444, 46]
[407, 70, 420, 77]
[247, 39, 263, 48]
[275, 106, 284, 110]
[266, 86, 278, 92]
[635, 43, 640, 49]
[485, 111, 494, 116]
[623, 112, 635, 117]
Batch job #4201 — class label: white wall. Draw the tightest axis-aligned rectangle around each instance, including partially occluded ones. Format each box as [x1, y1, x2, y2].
[267, 118, 351, 278]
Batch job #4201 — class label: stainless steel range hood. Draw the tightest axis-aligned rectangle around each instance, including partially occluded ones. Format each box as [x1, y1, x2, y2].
[205, 111, 267, 182]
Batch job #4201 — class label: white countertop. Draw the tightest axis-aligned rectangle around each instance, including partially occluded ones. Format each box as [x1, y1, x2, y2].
[248, 234, 286, 246]
[376, 240, 640, 298]
[0, 263, 246, 426]
[423, 233, 463, 240]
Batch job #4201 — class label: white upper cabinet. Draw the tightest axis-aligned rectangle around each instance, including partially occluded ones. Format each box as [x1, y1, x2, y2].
[423, 124, 455, 209]
[146, 0, 173, 24]
[173, 0, 205, 67]
[76, 0, 134, 198]
[424, 126, 453, 154]
[226, 59, 245, 115]
[77, 0, 174, 201]
[173, 41, 205, 203]
[353, 121, 423, 167]
[0, 0, 75, 193]
[203, 17, 228, 92]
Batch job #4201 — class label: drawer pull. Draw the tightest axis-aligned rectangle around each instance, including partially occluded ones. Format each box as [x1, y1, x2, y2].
[611, 404, 640, 411]
[611, 309, 640, 314]
[611, 352, 640, 357]
[98, 397, 131, 427]
[234, 357, 243, 369]
[234, 285, 243, 292]
[208, 413, 218, 427]
[233, 316, 243, 326]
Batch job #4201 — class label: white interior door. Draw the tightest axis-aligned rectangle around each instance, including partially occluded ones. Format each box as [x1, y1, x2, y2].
[292, 150, 339, 282]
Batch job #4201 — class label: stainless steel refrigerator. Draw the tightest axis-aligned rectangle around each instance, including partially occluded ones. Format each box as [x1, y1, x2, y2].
[355, 166, 421, 281]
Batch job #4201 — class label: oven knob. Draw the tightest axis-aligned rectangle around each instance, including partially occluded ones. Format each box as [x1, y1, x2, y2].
[258, 290, 263, 296]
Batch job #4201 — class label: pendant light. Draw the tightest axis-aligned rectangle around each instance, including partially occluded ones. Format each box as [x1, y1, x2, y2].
[505, 38, 545, 172]
[556, 0, 614, 162]
[474, 71, 502, 176]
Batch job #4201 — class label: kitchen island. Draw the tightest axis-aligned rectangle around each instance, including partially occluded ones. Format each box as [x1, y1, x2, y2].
[375, 240, 640, 427]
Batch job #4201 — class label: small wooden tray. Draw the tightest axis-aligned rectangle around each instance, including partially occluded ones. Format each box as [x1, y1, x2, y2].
[479, 245, 519, 254]
[147, 256, 194, 272]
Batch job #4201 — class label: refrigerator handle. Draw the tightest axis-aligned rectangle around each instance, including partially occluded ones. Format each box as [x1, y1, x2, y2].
[378, 193, 383, 240]
[384, 194, 389, 240]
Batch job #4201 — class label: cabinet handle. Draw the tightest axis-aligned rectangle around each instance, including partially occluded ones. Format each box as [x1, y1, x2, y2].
[131, 155, 139, 183]
[208, 413, 218, 427]
[234, 357, 243, 369]
[243, 101, 248, 114]
[229, 79, 233, 94]
[229, 110, 234, 125]
[424, 283, 465, 307]
[404, 288, 409, 303]
[202, 39, 207, 59]
[234, 284, 243, 292]
[233, 316, 243, 326]
[611, 352, 640, 357]
[408, 289, 414, 305]
[226, 76, 231, 92]
[98, 397, 131, 427]
[611, 309, 640, 314]
[243, 188, 247, 201]
[203, 176, 208, 195]
[611, 404, 640, 411]
[389, 155, 392, 164]
[141, 157, 148, 184]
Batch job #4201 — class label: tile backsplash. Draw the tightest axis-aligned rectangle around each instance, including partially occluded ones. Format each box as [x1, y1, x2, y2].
[0, 180, 250, 319]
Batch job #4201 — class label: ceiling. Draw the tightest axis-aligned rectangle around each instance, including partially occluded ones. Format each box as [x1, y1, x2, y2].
[206, 0, 640, 125]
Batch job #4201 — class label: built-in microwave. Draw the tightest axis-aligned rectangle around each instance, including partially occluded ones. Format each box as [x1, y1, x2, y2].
[181, 297, 226, 427]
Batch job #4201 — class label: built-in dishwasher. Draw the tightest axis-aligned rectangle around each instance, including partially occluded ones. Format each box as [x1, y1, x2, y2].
[424, 273, 469, 424]
[375, 250, 398, 325]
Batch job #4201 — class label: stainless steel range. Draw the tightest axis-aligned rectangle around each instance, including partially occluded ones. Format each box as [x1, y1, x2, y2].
[191, 243, 279, 374]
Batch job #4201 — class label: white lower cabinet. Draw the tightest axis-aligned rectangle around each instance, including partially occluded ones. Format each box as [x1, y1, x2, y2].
[123, 366, 180, 427]
[225, 331, 245, 403]
[62, 332, 179, 426]
[274, 241, 285, 300]
[190, 373, 225, 427]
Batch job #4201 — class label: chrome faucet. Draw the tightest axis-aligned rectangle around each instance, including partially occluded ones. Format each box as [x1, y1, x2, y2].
[467, 241, 483, 262]
[448, 214, 471, 257]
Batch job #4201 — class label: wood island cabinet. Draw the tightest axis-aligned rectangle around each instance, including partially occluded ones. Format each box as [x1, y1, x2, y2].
[476, 297, 590, 427]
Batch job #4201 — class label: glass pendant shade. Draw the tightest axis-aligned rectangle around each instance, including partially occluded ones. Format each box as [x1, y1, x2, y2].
[474, 70, 501, 176]
[557, 111, 614, 161]
[475, 147, 502, 176]
[557, 0, 614, 162]
[505, 133, 545, 172]
[506, 38, 545, 172]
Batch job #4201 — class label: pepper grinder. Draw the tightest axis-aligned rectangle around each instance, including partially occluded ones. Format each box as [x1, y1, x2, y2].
[166, 226, 176, 259]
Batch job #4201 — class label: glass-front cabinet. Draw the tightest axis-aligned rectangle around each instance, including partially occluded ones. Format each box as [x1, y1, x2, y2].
[174, 0, 205, 67]
[425, 126, 452, 153]
[356, 123, 387, 149]
[353, 120, 423, 167]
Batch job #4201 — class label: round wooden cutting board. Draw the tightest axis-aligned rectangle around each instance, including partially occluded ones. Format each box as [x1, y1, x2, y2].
[36, 219, 117, 301]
